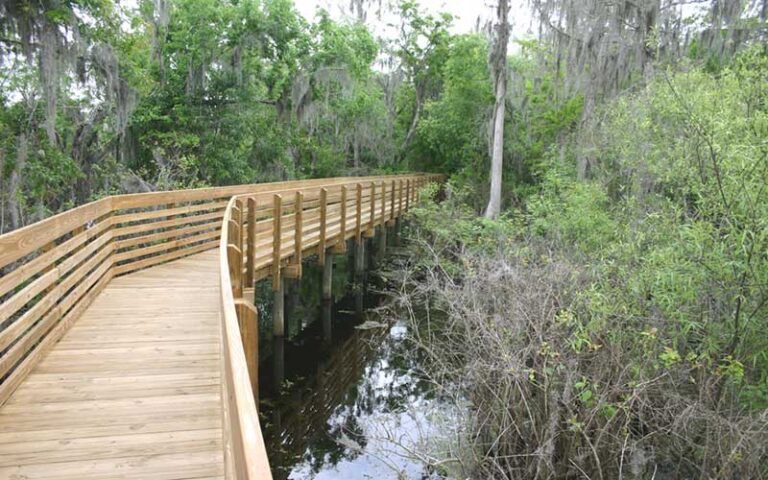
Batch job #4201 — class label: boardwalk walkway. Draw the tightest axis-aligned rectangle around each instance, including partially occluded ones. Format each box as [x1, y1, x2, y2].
[0, 251, 223, 479]
[0, 173, 441, 479]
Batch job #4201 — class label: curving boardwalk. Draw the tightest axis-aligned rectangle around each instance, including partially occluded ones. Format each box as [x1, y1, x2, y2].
[0, 174, 441, 479]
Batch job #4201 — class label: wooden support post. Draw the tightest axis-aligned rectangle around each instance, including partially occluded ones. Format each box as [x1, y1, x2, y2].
[355, 183, 362, 243]
[235, 299, 259, 400]
[318, 188, 328, 266]
[368, 182, 376, 234]
[405, 179, 411, 211]
[322, 248, 333, 301]
[354, 282, 364, 318]
[390, 180, 396, 222]
[295, 191, 303, 272]
[322, 300, 332, 344]
[332, 186, 348, 254]
[227, 243, 243, 299]
[271, 195, 282, 292]
[380, 181, 386, 226]
[387, 180, 397, 226]
[235, 199, 244, 254]
[273, 276, 285, 337]
[284, 191, 303, 279]
[398, 179, 404, 218]
[378, 225, 387, 258]
[285, 278, 300, 337]
[228, 202, 244, 298]
[354, 237, 365, 277]
[272, 336, 285, 389]
[245, 198, 256, 287]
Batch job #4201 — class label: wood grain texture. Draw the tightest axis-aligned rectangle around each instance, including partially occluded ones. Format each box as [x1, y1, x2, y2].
[0, 251, 224, 479]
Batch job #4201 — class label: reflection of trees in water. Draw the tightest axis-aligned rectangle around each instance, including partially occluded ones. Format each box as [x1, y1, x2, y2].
[262, 318, 383, 479]
[262, 308, 435, 480]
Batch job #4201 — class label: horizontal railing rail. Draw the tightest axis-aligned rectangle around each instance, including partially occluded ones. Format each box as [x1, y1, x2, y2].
[0, 172, 443, 479]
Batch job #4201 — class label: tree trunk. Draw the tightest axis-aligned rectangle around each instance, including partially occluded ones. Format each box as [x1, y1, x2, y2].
[485, 0, 510, 219]
[9, 133, 28, 231]
[399, 83, 425, 162]
[576, 88, 595, 180]
[0, 148, 5, 234]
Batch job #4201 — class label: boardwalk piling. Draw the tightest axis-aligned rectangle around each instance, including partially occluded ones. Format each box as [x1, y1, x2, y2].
[378, 225, 387, 258]
[322, 300, 332, 344]
[272, 336, 285, 391]
[322, 248, 333, 301]
[354, 238, 365, 278]
[286, 278, 300, 336]
[273, 276, 285, 337]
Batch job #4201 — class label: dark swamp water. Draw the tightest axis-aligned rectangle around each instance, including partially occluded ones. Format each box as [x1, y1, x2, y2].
[254, 242, 455, 480]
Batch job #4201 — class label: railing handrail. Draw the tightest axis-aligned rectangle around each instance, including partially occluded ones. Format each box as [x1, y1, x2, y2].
[0, 174, 422, 270]
[219, 196, 272, 480]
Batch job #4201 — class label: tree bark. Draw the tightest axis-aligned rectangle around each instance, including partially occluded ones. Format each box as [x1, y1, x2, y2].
[398, 83, 424, 161]
[353, 140, 360, 170]
[485, 0, 510, 219]
[9, 133, 28, 231]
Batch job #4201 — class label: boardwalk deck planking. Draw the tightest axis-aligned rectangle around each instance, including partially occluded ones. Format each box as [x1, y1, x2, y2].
[0, 251, 223, 479]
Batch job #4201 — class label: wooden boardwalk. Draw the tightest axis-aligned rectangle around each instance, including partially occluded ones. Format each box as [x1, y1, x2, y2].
[0, 173, 441, 479]
[0, 251, 224, 479]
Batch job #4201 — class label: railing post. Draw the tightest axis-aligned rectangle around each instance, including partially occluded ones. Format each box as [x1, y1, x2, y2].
[318, 188, 328, 266]
[398, 179, 404, 218]
[368, 182, 376, 234]
[405, 179, 411, 211]
[333, 185, 348, 254]
[355, 183, 362, 243]
[235, 199, 244, 255]
[228, 200, 244, 299]
[284, 191, 303, 279]
[354, 183, 364, 278]
[271, 195, 282, 292]
[245, 197, 256, 287]
[236, 300, 259, 400]
[380, 181, 386, 226]
[271, 194, 285, 337]
[389, 179, 396, 225]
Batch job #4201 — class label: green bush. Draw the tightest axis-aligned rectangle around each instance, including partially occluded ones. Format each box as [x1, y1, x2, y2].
[404, 47, 768, 478]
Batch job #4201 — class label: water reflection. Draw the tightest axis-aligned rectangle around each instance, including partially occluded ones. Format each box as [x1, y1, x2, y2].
[258, 260, 446, 479]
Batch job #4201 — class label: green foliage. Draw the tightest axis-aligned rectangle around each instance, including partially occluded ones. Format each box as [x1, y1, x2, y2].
[411, 37, 583, 212]
[0, 0, 398, 231]
[412, 34, 492, 175]
[408, 51, 768, 475]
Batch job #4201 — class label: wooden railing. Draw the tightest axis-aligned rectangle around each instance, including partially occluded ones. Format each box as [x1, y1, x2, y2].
[218, 173, 440, 478]
[0, 172, 441, 479]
